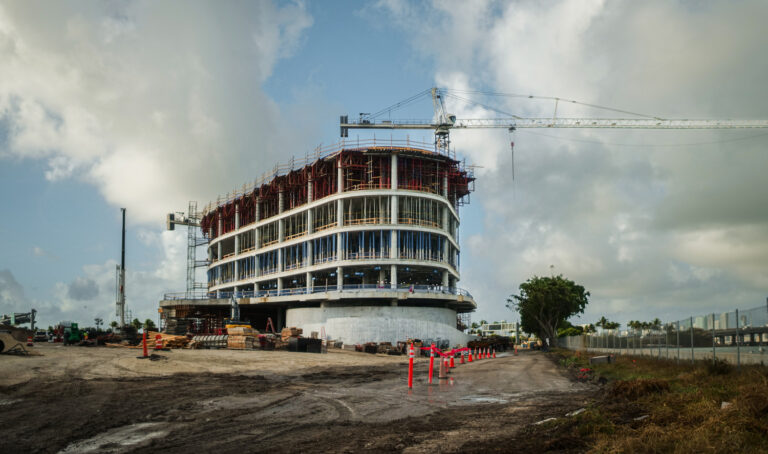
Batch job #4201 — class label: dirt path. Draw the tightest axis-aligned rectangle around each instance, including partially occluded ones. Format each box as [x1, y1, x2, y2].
[0, 346, 595, 453]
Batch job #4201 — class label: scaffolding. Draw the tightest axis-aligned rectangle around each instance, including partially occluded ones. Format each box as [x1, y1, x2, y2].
[344, 196, 390, 225]
[341, 230, 391, 260]
[398, 196, 442, 228]
[397, 231, 444, 262]
[283, 243, 306, 271]
[312, 234, 337, 264]
[257, 250, 278, 275]
[199, 144, 474, 241]
[284, 212, 307, 240]
[340, 152, 391, 191]
[313, 202, 337, 232]
[259, 222, 279, 247]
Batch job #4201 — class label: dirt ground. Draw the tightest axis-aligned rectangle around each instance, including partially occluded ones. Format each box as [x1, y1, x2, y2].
[0, 344, 596, 453]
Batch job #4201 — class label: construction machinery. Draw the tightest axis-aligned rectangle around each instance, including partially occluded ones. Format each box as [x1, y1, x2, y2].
[58, 321, 82, 345]
[340, 87, 768, 155]
[0, 309, 37, 331]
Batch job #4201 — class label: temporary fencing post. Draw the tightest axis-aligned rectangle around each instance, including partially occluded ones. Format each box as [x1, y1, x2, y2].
[676, 321, 680, 365]
[408, 343, 415, 389]
[142, 331, 148, 358]
[155, 334, 163, 351]
[428, 343, 435, 385]
[711, 313, 716, 365]
[735, 309, 741, 370]
[690, 316, 694, 365]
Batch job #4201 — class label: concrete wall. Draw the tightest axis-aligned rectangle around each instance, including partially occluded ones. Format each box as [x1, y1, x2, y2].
[286, 305, 469, 347]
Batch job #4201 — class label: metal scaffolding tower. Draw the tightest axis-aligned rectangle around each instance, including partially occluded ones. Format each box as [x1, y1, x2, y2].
[168, 201, 209, 297]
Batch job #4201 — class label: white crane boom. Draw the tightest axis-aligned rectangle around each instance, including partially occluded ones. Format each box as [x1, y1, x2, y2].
[341, 117, 768, 130]
[339, 87, 768, 155]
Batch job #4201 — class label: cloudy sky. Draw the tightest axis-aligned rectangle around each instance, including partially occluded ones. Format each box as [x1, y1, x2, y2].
[1, 0, 767, 330]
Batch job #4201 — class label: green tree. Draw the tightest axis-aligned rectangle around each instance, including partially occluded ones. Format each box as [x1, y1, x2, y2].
[596, 316, 608, 329]
[604, 321, 620, 330]
[130, 318, 142, 331]
[144, 319, 156, 332]
[507, 275, 590, 347]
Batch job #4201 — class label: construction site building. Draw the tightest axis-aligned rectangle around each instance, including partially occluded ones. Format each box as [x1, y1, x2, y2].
[159, 139, 476, 345]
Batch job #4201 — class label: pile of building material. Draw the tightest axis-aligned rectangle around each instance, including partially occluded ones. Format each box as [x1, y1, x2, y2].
[191, 334, 228, 349]
[227, 326, 258, 350]
[163, 318, 192, 335]
[147, 331, 189, 349]
[281, 327, 302, 341]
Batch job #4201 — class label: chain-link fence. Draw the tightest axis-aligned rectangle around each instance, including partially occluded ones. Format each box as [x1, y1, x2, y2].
[558, 302, 768, 367]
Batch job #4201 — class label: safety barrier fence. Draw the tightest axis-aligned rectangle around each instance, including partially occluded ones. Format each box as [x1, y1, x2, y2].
[164, 284, 473, 301]
[558, 303, 768, 367]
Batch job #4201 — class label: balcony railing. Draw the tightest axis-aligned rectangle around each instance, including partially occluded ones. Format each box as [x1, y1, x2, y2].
[163, 285, 473, 301]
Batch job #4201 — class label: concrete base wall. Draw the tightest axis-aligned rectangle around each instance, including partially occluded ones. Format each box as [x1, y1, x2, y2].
[286, 306, 469, 347]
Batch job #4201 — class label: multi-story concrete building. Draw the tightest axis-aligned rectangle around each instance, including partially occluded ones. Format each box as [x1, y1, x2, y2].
[160, 139, 476, 345]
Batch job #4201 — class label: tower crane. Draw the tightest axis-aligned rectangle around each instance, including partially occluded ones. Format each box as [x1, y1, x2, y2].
[340, 88, 768, 155]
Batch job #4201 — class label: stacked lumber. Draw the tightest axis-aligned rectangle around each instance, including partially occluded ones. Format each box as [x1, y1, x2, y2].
[227, 335, 256, 350]
[148, 331, 190, 349]
[228, 326, 258, 336]
[281, 327, 302, 342]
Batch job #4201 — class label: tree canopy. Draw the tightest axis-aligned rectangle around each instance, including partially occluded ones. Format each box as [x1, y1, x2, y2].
[507, 275, 590, 346]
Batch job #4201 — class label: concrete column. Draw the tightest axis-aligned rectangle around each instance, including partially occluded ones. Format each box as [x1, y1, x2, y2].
[442, 270, 449, 287]
[306, 271, 313, 292]
[391, 264, 397, 290]
[378, 269, 385, 287]
[391, 153, 398, 189]
[337, 158, 344, 193]
[307, 208, 314, 235]
[443, 237, 449, 264]
[390, 230, 398, 260]
[235, 206, 241, 255]
[278, 189, 285, 214]
[277, 248, 283, 272]
[337, 266, 343, 290]
[442, 206, 449, 231]
[308, 179, 313, 203]
[442, 174, 448, 198]
[217, 214, 223, 238]
[337, 232, 343, 261]
[307, 240, 313, 266]
[277, 277, 283, 293]
[337, 199, 344, 227]
[217, 242, 222, 261]
[255, 199, 261, 222]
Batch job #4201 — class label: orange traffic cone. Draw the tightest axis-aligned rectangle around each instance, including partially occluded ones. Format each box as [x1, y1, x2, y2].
[27, 335, 33, 346]
[450, 355, 455, 368]
[493, 349, 496, 359]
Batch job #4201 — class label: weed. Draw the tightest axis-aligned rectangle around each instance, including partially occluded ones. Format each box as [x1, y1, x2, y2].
[610, 378, 670, 400]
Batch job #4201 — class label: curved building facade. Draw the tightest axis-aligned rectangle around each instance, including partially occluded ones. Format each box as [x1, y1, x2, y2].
[161, 140, 475, 346]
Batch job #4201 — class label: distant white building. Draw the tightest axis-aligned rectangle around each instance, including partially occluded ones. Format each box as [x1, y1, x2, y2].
[479, 321, 519, 338]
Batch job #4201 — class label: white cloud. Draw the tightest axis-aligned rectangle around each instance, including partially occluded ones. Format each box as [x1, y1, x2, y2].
[0, 1, 314, 224]
[0, 1, 319, 327]
[376, 0, 768, 325]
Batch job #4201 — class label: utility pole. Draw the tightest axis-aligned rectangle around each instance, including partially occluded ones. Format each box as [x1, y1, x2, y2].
[116, 208, 126, 330]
